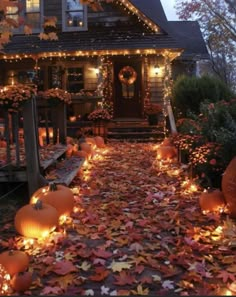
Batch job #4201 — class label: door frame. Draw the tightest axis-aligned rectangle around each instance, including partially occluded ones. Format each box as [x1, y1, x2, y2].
[112, 56, 144, 119]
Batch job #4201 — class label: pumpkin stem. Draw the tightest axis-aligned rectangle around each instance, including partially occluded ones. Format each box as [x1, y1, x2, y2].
[34, 199, 43, 210]
[49, 182, 58, 192]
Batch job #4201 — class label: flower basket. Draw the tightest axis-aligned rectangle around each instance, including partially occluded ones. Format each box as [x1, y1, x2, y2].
[0, 84, 37, 111]
[41, 88, 72, 106]
[88, 108, 112, 140]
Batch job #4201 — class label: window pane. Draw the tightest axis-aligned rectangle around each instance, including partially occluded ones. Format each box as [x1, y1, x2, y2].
[25, 13, 40, 28]
[66, 0, 82, 11]
[26, 0, 40, 13]
[66, 11, 84, 27]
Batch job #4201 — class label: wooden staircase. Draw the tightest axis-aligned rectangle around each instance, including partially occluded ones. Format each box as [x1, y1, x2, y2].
[107, 118, 165, 142]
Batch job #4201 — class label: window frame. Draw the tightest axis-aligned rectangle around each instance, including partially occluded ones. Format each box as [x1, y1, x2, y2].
[62, 0, 88, 32]
[7, 0, 43, 34]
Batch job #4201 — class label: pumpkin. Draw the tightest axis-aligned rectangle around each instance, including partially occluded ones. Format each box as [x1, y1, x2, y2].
[222, 157, 236, 205]
[0, 250, 29, 277]
[73, 150, 89, 159]
[161, 137, 173, 147]
[95, 136, 105, 148]
[80, 143, 93, 155]
[85, 137, 96, 147]
[10, 271, 32, 292]
[157, 145, 177, 160]
[14, 200, 59, 238]
[30, 183, 74, 217]
[199, 189, 226, 213]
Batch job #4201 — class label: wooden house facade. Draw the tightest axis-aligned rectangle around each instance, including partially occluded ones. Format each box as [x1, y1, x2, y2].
[0, 0, 209, 121]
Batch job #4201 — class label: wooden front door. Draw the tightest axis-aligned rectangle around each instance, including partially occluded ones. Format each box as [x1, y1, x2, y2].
[114, 59, 142, 118]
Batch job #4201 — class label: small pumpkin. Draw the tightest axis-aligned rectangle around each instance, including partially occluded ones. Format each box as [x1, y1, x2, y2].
[0, 250, 29, 277]
[30, 183, 74, 217]
[222, 157, 236, 205]
[95, 136, 105, 148]
[14, 200, 59, 238]
[10, 271, 32, 292]
[80, 142, 93, 156]
[73, 150, 89, 159]
[157, 145, 177, 160]
[199, 189, 226, 213]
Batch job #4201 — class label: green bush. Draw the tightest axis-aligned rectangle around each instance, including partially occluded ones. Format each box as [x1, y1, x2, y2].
[172, 75, 233, 118]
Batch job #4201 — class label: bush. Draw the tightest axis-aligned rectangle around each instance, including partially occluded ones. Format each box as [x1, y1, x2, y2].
[172, 75, 233, 118]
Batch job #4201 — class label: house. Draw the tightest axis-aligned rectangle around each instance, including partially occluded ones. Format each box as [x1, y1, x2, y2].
[0, 0, 209, 121]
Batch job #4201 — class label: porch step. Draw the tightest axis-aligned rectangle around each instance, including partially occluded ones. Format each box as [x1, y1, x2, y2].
[107, 125, 165, 142]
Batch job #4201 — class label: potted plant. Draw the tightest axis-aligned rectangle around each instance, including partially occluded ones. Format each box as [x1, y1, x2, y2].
[144, 103, 162, 125]
[88, 108, 112, 139]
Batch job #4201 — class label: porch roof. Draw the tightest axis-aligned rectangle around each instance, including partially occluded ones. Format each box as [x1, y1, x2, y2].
[2, 27, 182, 58]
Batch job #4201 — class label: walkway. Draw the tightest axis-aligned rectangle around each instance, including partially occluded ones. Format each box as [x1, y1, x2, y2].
[0, 141, 232, 296]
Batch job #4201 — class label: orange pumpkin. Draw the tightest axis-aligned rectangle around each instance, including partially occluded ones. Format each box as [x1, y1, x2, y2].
[0, 250, 29, 277]
[30, 183, 74, 217]
[95, 136, 105, 148]
[157, 145, 177, 160]
[161, 138, 173, 147]
[10, 271, 32, 292]
[73, 150, 88, 159]
[80, 142, 93, 155]
[14, 200, 59, 238]
[199, 189, 226, 213]
[222, 157, 236, 205]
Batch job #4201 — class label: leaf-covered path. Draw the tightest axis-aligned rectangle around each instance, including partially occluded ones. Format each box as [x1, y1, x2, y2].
[0, 141, 235, 296]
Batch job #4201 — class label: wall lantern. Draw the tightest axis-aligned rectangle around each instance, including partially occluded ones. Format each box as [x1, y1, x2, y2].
[154, 64, 160, 75]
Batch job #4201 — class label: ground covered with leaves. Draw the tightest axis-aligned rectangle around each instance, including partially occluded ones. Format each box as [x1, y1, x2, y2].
[1, 141, 236, 296]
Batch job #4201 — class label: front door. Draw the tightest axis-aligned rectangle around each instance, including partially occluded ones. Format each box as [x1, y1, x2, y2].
[114, 59, 142, 118]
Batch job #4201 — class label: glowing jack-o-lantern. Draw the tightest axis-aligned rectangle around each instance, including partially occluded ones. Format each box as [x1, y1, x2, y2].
[14, 200, 59, 239]
[0, 250, 29, 277]
[30, 183, 74, 217]
[199, 189, 226, 213]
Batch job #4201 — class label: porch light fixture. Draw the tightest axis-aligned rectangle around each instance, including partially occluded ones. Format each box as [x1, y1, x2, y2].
[154, 64, 160, 75]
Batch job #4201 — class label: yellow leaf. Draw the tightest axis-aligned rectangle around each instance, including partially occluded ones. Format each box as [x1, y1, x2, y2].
[79, 261, 91, 272]
[108, 260, 132, 272]
[131, 285, 149, 295]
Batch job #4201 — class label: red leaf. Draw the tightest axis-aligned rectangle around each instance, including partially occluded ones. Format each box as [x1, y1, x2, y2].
[114, 271, 136, 286]
[92, 248, 113, 259]
[52, 260, 77, 275]
[217, 270, 235, 283]
[89, 267, 109, 281]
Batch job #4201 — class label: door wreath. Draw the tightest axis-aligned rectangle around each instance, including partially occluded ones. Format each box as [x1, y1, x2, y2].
[118, 66, 137, 85]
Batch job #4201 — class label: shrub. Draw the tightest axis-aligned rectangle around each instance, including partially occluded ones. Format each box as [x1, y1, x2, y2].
[172, 75, 233, 118]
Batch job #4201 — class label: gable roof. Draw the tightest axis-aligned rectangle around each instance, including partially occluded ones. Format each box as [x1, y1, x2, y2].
[168, 21, 209, 59]
[0, 0, 208, 60]
[129, 0, 172, 35]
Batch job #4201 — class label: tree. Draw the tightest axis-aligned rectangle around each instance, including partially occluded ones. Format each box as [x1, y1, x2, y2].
[175, 0, 236, 92]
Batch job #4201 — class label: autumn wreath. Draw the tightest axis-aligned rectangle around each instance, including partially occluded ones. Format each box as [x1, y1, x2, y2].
[118, 66, 137, 85]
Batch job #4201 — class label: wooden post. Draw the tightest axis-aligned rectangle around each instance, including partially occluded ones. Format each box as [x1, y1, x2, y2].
[22, 96, 47, 197]
[55, 103, 67, 144]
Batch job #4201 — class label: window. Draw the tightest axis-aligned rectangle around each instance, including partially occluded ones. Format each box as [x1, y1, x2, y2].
[62, 0, 88, 32]
[67, 67, 84, 92]
[6, 0, 43, 34]
[25, 0, 42, 32]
